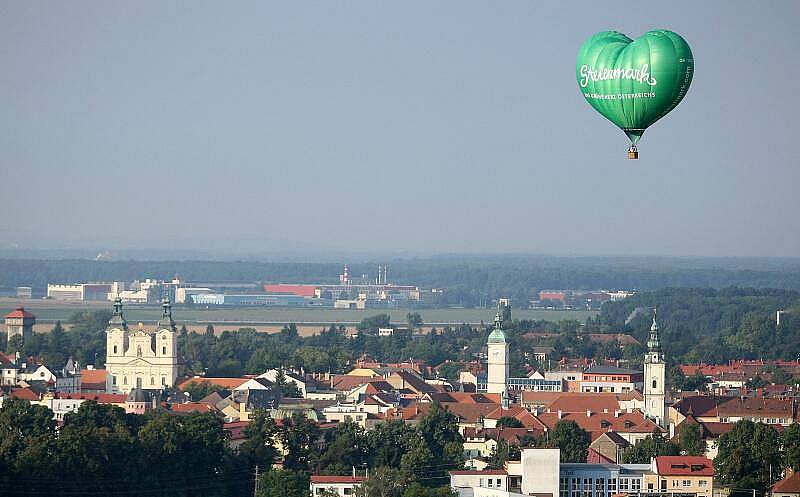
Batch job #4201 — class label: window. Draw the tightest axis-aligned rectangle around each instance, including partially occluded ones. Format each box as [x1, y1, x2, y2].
[682, 480, 691, 487]
[619, 478, 629, 491]
[150, 377, 155, 385]
[608, 479, 616, 492]
[123, 376, 128, 385]
[163, 346, 167, 355]
[631, 479, 641, 491]
[479, 478, 484, 487]
[496, 479, 502, 488]
[162, 376, 166, 385]
[652, 379, 657, 388]
[699, 480, 707, 487]
[112, 376, 117, 385]
[560, 477, 569, 497]
[113, 345, 118, 354]
[343, 489, 353, 496]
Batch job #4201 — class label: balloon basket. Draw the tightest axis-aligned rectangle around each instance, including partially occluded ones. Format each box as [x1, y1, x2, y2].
[627, 146, 638, 160]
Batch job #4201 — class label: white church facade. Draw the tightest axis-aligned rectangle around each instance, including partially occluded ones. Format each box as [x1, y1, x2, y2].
[105, 298, 180, 394]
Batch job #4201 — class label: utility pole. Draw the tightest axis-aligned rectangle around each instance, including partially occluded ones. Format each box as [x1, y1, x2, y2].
[253, 465, 259, 497]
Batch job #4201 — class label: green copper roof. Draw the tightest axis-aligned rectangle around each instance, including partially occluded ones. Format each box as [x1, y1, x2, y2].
[487, 312, 506, 343]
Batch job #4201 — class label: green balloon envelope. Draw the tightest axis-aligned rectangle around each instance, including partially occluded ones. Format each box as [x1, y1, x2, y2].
[576, 30, 693, 145]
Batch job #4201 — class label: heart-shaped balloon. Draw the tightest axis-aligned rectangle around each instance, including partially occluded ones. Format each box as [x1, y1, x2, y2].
[576, 30, 693, 145]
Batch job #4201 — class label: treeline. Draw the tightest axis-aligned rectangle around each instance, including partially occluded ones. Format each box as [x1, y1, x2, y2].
[599, 288, 800, 363]
[10, 310, 570, 378]
[4, 255, 800, 306]
[0, 398, 463, 497]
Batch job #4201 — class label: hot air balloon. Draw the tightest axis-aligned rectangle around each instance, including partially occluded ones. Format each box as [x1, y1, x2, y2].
[576, 30, 693, 159]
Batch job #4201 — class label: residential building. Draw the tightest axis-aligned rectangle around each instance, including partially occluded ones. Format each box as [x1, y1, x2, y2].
[309, 475, 366, 496]
[105, 298, 180, 393]
[643, 456, 713, 497]
[581, 365, 643, 393]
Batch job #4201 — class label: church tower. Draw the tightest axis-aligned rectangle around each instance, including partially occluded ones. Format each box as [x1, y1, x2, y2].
[486, 304, 509, 394]
[644, 310, 666, 427]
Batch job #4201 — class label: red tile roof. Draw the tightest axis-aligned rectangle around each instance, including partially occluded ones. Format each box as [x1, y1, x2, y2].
[536, 410, 662, 440]
[80, 369, 108, 388]
[10, 387, 38, 400]
[175, 377, 248, 390]
[4, 307, 35, 319]
[772, 470, 800, 493]
[654, 456, 713, 476]
[310, 475, 367, 484]
[331, 375, 375, 391]
[171, 402, 215, 414]
[486, 405, 547, 430]
[55, 392, 127, 403]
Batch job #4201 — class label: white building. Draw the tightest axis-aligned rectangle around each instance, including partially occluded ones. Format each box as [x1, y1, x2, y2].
[105, 298, 180, 393]
[309, 475, 366, 496]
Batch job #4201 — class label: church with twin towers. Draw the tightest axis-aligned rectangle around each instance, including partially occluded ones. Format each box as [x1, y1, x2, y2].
[484, 300, 666, 427]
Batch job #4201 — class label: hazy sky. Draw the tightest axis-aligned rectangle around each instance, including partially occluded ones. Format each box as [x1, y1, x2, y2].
[2, 2, 798, 258]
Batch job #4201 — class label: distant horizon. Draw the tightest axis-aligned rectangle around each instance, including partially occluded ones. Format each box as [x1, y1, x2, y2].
[2, 246, 800, 265]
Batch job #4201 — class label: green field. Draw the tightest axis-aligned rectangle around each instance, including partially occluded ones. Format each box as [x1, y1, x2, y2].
[1, 298, 595, 326]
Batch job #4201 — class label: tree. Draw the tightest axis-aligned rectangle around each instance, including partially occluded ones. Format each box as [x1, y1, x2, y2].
[621, 430, 679, 464]
[257, 469, 309, 497]
[0, 399, 57, 495]
[677, 423, 705, 456]
[318, 421, 368, 474]
[496, 416, 524, 428]
[354, 467, 409, 497]
[407, 313, 423, 332]
[782, 423, 800, 472]
[280, 413, 321, 472]
[367, 420, 416, 469]
[487, 438, 521, 469]
[545, 420, 591, 463]
[240, 409, 279, 469]
[181, 380, 223, 401]
[714, 420, 782, 495]
[402, 484, 458, 497]
[408, 402, 464, 485]
[271, 369, 302, 398]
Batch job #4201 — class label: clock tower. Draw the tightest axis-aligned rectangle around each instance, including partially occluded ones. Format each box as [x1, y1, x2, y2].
[486, 305, 509, 394]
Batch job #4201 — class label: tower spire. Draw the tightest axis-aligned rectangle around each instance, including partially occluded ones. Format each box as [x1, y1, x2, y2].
[647, 308, 661, 355]
[158, 298, 176, 331]
[108, 297, 127, 329]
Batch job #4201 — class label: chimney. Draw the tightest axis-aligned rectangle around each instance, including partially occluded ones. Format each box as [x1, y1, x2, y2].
[557, 410, 563, 419]
[603, 408, 609, 414]
[352, 466, 356, 477]
[587, 410, 592, 418]
[614, 410, 621, 418]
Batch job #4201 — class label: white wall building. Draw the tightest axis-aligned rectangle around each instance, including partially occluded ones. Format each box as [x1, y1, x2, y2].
[105, 298, 179, 394]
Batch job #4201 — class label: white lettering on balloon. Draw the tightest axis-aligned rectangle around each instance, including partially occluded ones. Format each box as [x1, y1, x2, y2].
[579, 64, 657, 87]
